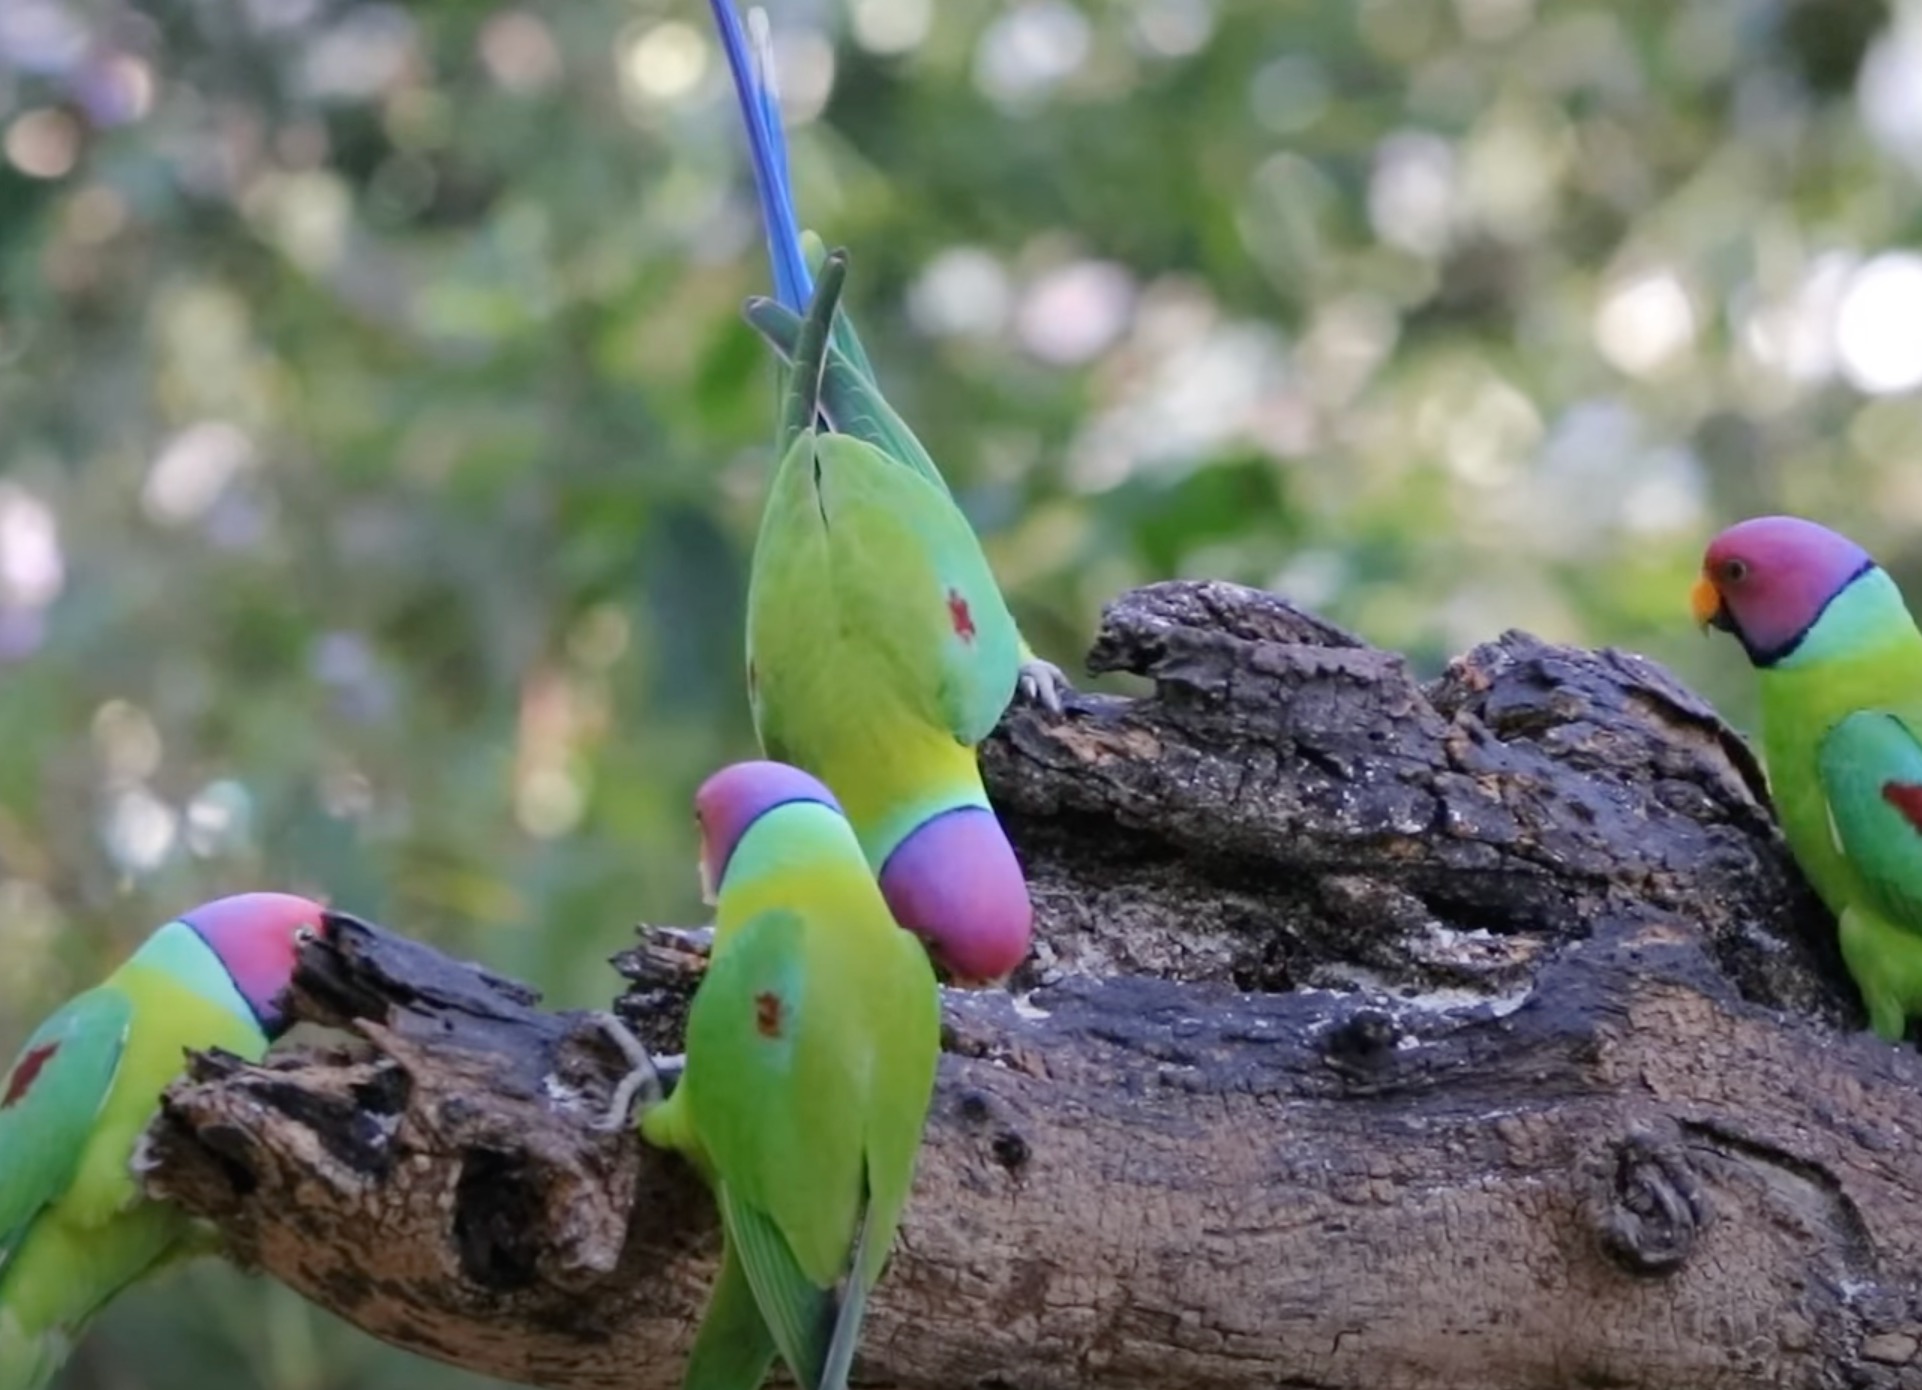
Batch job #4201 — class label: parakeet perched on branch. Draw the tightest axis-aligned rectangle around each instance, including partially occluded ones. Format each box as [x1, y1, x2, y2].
[640, 760, 940, 1390]
[0, 892, 325, 1389]
[1694, 515, 1922, 1041]
[700, 60, 1045, 978]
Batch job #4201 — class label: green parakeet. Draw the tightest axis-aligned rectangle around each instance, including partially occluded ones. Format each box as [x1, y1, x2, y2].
[0, 892, 325, 1388]
[708, 0, 1065, 982]
[1695, 514, 1922, 1040]
[640, 760, 940, 1390]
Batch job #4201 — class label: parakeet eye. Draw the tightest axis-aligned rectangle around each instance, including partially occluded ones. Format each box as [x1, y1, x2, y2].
[1717, 557, 1750, 585]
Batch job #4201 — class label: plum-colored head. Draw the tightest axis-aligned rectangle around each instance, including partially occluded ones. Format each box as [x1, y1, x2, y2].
[180, 892, 326, 1036]
[695, 761, 843, 902]
[1693, 516, 1876, 666]
[879, 808, 1033, 983]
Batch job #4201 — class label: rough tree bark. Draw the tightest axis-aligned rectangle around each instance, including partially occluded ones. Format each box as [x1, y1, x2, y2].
[142, 581, 1922, 1390]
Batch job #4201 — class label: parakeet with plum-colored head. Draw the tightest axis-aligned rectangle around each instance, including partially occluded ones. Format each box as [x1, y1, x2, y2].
[1694, 514, 1922, 1040]
[0, 892, 325, 1389]
[704, 0, 1066, 983]
[640, 760, 940, 1390]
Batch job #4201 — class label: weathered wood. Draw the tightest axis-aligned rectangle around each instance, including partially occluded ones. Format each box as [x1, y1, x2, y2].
[143, 581, 1922, 1390]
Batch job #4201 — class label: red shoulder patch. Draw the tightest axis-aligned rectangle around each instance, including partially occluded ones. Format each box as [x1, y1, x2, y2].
[1881, 782, 1922, 833]
[2, 1043, 58, 1109]
[754, 991, 785, 1039]
[946, 588, 976, 643]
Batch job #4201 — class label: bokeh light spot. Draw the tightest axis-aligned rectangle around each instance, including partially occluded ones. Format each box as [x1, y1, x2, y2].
[479, 10, 562, 94]
[4, 109, 80, 179]
[1835, 253, 1922, 396]
[851, 0, 932, 56]
[1016, 260, 1136, 366]
[909, 248, 1014, 339]
[143, 421, 257, 526]
[620, 20, 708, 104]
[1593, 268, 1697, 379]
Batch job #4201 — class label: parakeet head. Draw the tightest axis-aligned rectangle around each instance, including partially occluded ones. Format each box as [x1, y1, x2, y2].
[879, 808, 1032, 983]
[1693, 515, 1876, 666]
[695, 760, 844, 902]
[180, 891, 325, 1036]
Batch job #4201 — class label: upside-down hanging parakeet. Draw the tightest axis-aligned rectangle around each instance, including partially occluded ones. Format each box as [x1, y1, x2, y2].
[706, 0, 1065, 982]
[640, 760, 940, 1390]
[0, 892, 325, 1388]
[1694, 514, 1922, 1041]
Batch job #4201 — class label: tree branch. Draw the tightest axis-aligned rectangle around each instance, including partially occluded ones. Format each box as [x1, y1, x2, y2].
[144, 581, 1922, 1389]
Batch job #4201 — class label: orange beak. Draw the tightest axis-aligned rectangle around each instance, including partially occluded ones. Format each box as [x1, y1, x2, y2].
[1690, 574, 1723, 630]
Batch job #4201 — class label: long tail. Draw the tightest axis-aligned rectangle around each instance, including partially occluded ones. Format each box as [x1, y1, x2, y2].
[683, 1239, 780, 1390]
[777, 247, 846, 456]
[725, 1193, 838, 1390]
[709, 2, 813, 311]
[708, 1, 877, 384]
[817, 1197, 883, 1390]
[0, 1314, 66, 1390]
[711, 1, 1068, 709]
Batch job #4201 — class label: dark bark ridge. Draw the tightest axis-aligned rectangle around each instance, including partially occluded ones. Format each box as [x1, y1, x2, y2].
[142, 580, 1922, 1390]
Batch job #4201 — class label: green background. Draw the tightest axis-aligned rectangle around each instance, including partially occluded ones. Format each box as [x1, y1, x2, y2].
[0, 0, 1914, 1384]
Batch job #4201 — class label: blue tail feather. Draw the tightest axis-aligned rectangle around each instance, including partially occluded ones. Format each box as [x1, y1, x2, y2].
[710, 1, 815, 311]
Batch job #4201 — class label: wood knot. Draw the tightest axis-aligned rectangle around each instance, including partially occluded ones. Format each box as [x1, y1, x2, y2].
[1322, 1009, 1400, 1076]
[957, 1090, 994, 1124]
[991, 1130, 1030, 1171]
[1591, 1126, 1709, 1276]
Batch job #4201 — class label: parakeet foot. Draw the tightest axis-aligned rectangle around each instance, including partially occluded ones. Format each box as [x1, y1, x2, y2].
[583, 1010, 663, 1129]
[1017, 658, 1069, 714]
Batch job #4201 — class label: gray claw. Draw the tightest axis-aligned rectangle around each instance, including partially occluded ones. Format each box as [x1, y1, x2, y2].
[584, 1010, 663, 1130]
[1017, 658, 1069, 714]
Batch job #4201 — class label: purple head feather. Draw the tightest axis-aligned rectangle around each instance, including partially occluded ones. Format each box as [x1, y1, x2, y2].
[1695, 515, 1876, 665]
[879, 807, 1033, 983]
[695, 760, 843, 900]
[180, 892, 326, 1036]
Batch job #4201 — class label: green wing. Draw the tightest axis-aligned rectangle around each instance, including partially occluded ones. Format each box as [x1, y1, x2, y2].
[850, 924, 940, 1291]
[0, 988, 133, 1277]
[1818, 708, 1922, 933]
[823, 435, 1023, 746]
[752, 430, 1022, 750]
[685, 907, 865, 1390]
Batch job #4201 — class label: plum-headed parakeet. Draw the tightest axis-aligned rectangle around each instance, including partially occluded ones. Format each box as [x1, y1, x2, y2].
[0, 891, 325, 1388]
[640, 761, 941, 1390]
[706, 0, 1065, 982]
[1694, 514, 1922, 1040]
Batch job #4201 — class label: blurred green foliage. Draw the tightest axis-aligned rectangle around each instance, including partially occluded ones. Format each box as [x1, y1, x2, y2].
[0, 0, 1917, 1382]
